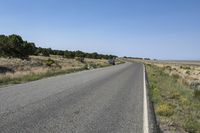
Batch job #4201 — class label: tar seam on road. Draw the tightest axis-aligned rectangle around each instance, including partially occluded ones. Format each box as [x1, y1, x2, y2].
[143, 64, 149, 133]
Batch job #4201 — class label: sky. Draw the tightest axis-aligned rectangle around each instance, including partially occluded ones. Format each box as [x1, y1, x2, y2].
[0, 0, 200, 60]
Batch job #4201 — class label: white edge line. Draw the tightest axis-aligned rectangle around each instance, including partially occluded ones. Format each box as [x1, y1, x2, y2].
[143, 65, 149, 133]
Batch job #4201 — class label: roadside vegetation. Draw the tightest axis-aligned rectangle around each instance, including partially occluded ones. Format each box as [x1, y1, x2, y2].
[146, 64, 200, 133]
[0, 34, 124, 86]
[149, 62, 200, 87]
[0, 55, 121, 86]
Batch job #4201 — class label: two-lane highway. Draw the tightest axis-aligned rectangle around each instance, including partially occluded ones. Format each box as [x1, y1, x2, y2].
[0, 62, 147, 133]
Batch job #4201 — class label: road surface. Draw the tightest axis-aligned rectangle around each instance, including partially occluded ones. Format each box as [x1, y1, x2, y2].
[0, 62, 146, 133]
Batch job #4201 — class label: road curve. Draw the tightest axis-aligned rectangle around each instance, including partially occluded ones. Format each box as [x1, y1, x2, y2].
[0, 62, 144, 133]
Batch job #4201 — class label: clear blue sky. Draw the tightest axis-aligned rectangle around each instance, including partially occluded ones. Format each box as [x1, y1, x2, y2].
[0, 0, 200, 60]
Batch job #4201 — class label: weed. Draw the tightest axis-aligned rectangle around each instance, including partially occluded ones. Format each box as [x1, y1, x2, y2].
[150, 84, 161, 103]
[172, 74, 180, 80]
[170, 91, 181, 99]
[183, 115, 200, 133]
[194, 89, 200, 99]
[179, 96, 190, 106]
[44, 58, 55, 67]
[156, 103, 174, 117]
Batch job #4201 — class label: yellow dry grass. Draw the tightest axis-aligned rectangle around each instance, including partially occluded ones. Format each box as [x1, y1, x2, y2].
[0, 55, 110, 85]
[153, 63, 200, 85]
[125, 58, 200, 86]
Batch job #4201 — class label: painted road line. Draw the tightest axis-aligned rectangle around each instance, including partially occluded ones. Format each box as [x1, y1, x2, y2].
[143, 65, 149, 133]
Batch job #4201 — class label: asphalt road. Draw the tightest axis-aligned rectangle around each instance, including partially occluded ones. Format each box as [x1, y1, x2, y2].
[0, 62, 145, 133]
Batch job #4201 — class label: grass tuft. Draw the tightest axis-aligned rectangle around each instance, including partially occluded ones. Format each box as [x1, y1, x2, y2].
[0, 67, 86, 86]
[183, 115, 200, 133]
[156, 103, 174, 117]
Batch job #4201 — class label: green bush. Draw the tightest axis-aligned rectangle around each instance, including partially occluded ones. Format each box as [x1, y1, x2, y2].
[44, 58, 55, 67]
[41, 49, 50, 56]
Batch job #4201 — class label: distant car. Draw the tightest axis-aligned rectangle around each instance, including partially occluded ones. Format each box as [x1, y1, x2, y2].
[108, 59, 115, 65]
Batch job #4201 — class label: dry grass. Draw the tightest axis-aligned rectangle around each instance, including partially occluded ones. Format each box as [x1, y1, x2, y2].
[0, 55, 112, 86]
[150, 63, 200, 91]
[126, 58, 200, 89]
[146, 64, 200, 133]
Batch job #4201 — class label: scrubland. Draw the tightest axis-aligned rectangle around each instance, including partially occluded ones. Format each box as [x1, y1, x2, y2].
[144, 60, 200, 133]
[0, 55, 122, 86]
[148, 61, 200, 86]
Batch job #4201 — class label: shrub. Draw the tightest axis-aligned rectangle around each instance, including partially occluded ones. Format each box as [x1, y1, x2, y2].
[190, 81, 200, 99]
[172, 73, 180, 80]
[85, 63, 102, 70]
[146, 64, 152, 67]
[170, 91, 180, 99]
[164, 66, 172, 71]
[183, 116, 200, 133]
[190, 81, 200, 89]
[89, 63, 97, 69]
[194, 88, 200, 99]
[75, 57, 84, 63]
[41, 49, 50, 57]
[156, 103, 174, 116]
[44, 58, 55, 67]
[172, 68, 177, 71]
[179, 96, 189, 106]
[150, 84, 161, 103]
[83, 64, 89, 70]
[180, 66, 191, 70]
[186, 70, 190, 75]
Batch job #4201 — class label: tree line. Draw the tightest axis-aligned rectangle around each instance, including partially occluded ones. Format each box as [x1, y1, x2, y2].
[0, 34, 117, 59]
